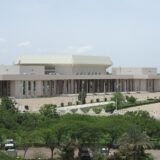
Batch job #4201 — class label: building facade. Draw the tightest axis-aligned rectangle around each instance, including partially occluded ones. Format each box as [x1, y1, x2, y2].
[0, 55, 160, 98]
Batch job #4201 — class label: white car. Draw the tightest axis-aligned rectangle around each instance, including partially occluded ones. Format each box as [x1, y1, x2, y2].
[5, 139, 15, 150]
[5, 143, 15, 150]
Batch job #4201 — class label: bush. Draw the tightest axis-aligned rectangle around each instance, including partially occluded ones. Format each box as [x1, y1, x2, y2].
[96, 98, 100, 102]
[111, 92, 125, 106]
[104, 103, 116, 113]
[24, 105, 29, 110]
[68, 102, 72, 106]
[126, 96, 136, 104]
[61, 102, 64, 107]
[39, 104, 59, 118]
[104, 97, 107, 102]
[92, 108, 102, 114]
[90, 99, 94, 103]
[76, 101, 79, 105]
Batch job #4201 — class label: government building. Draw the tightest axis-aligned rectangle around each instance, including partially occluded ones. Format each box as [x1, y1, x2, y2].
[0, 55, 159, 98]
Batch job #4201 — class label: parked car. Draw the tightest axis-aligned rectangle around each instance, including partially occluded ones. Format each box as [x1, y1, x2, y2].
[4, 139, 15, 150]
[5, 143, 15, 150]
[100, 147, 109, 156]
[79, 147, 92, 160]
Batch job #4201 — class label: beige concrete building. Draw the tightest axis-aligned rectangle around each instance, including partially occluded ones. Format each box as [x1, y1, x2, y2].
[0, 55, 159, 98]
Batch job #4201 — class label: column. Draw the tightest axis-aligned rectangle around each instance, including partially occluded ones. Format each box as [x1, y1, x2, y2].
[71, 80, 74, 94]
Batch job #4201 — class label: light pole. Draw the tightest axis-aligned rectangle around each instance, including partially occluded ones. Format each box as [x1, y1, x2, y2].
[81, 80, 85, 104]
[115, 82, 120, 110]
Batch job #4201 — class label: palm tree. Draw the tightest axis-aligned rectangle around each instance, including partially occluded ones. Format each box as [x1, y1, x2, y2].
[118, 126, 152, 160]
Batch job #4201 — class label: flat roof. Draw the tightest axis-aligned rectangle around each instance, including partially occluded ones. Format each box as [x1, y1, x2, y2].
[15, 55, 112, 66]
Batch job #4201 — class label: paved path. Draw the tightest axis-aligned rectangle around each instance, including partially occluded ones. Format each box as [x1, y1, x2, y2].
[146, 150, 160, 160]
[15, 148, 160, 160]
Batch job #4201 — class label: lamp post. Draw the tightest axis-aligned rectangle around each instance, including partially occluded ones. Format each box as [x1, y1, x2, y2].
[115, 82, 120, 110]
[81, 80, 85, 104]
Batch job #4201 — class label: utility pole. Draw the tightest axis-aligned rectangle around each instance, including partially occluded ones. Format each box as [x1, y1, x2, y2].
[115, 81, 120, 110]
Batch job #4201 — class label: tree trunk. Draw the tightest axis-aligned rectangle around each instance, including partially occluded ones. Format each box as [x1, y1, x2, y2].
[23, 148, 28, 159]
[51, 148, 54, 160]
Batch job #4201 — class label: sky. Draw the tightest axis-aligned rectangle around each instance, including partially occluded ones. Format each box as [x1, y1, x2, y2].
[0, 0, 160, 69]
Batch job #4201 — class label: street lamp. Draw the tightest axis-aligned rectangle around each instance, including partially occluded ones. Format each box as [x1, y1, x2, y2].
[115, 82, 120, 110]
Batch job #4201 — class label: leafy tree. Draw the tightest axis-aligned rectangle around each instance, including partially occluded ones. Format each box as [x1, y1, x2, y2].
[16, 131, 36, 159]
[118, 126, 152, 160]
[61, 138, 78, 160]
[39, 104, 59, 119]
[78, 82, 86, 104]
[111, 92, 125, 108]
[0, 97, 17, 112]
[43, 123, 76, 159]
[42, 129, 57, 160]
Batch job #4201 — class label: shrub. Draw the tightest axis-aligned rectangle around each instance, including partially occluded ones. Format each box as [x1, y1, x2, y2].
[93, 108, 102, 114]
[90, 99, 94, 103]
[96, 98, 100, 102]
[24, 105, 29, 110]
[68, 102, 72, 106]
[104, 103, 116, 113]
[76, 101, 79, 105]
[104, 97, 107, 102]
[39, 104, 59, 118]
[126, 96, 136, 104]
[78, 89, 86, 104]
[111, 92, 125, 106]
[61, 102, 64, 107]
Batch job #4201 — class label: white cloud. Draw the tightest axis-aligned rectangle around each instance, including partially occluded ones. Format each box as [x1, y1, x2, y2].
[17, 41, 31, 47]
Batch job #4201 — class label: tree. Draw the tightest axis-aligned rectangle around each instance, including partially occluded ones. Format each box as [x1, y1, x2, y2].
[61, 138, 78, 160]
[16, 131, 35, 159]
[39, 104, 59, 119]
[0, 97, 17, 112]
[42, 124, 70, 159]
[118, 126, 152, 160]
[111, 92, 125, 108]
[78, 81, 86, 104]
[42, 129, 57, 160]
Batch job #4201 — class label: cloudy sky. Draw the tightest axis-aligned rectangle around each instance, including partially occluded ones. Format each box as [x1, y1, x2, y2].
[0, 0, 160, 68]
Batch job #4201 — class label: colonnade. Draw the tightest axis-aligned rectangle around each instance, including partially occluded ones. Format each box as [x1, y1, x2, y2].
[20, 79, 155, 98]
[0, 79, 156, 98]
[0, 81, 10, 97]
